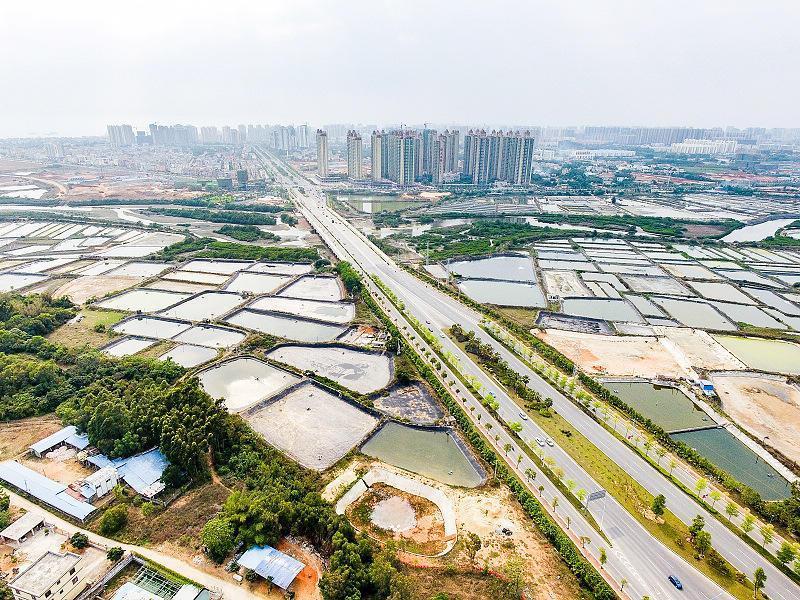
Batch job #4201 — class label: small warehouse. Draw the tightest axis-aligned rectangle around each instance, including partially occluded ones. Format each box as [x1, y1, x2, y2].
[29, 426, 89, 458]
[238, 545, 305, 590]
[0, 511, 46, 547]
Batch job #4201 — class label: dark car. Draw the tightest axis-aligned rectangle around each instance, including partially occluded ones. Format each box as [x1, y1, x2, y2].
[668, 575, 683, 590]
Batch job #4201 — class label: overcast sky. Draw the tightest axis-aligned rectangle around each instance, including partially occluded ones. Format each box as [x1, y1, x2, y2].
[1, 1, 798, 138]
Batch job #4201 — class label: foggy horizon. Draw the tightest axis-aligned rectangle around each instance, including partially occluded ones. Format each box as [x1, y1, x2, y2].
[2, 0, 799, 138]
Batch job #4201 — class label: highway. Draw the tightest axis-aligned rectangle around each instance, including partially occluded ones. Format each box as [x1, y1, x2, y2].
[259, 149, 799, 600]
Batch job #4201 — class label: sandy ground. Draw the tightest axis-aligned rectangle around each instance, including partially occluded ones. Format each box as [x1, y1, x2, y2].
[542, 270, 590, 298]
[536, 328, 685, 378]
[20, 449, 93, 485]
[711, 373, 800, 464]
[53, 275, 142, 304]
[327, 460, 581, 599]
[656, 327, 746, 372]
[0, 415, 63, 460]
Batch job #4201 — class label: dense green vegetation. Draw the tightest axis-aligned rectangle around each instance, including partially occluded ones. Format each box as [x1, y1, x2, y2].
[150, 208, 277, 225]
[405, 220, 586, 260]
[0, 293, 220, 482]
[170, 194, 290, 213]
[280, 212, 298, 225]
[534, 213, 743, 238]
[154, 237, 318, 262]
[214, 224, 278, 242]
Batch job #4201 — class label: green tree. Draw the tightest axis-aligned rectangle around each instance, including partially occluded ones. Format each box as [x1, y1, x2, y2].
[99, 505, 128, 535]
[464, 532, 482, 567]
[70, 532, 89, 549]
[201, 517, 235, 563]
[753, 567, 766, 599]
[599, 547, 607, 569]
[742, 513, 756, 533]
[107, 547, 124, 562]
[694, 530, 712, 557]
[694, 477, 708, 496]
[776, 541, 796, 565]
[725, 501, 740, 520]
[689, 515, 705, 541]
[651, 494, 666, 517]
[759, 524, 775, 548]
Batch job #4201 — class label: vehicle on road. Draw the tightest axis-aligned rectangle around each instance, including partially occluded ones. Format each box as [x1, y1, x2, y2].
[519, 411, 528, 420]
[535, 437, 545, 447]
[545, 437, 554, 447]
[668, 575, 683, 590]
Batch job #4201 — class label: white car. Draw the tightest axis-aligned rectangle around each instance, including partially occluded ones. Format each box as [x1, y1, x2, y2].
[545, 438, 554, 447]
[535, 437, 545, 447]
[519, 411, 528, 421]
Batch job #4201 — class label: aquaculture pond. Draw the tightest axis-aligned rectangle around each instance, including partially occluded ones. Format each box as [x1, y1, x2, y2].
[602, 381, 712, 432]
[561, 298, 644, 323]
[712, 335, 800, 375]
[159, 344, 217, 368]
[249, 296, 355, 324]
[457, 279, 546, 308]
[671, 428, 791, 500]
[198, 357, 301, 412]
[225, 309, 347, 342]
[652, 298, 736, 331]
[446, 254, 536, 282]
[361, 422, 485, 488]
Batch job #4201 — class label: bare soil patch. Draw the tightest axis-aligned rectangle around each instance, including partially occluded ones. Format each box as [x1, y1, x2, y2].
[536, 328, 684, 378]
[53, 276, 142, 305]
[712, 373, 800, 464]
[0, 415, 62, 460]
[347, 483, 447, 556]
[47, 308, 126, 349]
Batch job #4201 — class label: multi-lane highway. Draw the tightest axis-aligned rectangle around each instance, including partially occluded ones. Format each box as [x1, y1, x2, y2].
[259, 149, 799, 600]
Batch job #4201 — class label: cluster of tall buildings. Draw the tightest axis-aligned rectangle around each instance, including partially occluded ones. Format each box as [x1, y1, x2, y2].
[462, 130, 536, 185]
[367, 129, 460, 185]
[106, 123, 313, 150]
[315, 126, 538, 187]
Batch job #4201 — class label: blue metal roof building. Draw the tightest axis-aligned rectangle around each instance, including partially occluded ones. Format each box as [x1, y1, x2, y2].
[29, 426, 89, 458]
[238, 545, 305, 590]
[0, 461, 95, 521]
[87, 448, 169, 498]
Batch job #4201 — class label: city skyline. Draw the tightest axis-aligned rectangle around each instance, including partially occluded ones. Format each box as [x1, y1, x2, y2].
[2, 1, 799, 137]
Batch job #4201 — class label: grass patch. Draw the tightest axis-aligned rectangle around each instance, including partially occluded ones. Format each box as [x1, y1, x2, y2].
[46, 308, 126, 349]
[494, 306, 540, 330]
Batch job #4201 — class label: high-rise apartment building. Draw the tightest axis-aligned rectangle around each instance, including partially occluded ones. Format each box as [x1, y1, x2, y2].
[316, 129, 329, 177]
[370, 131, 384, 181]
[463, 130, 535, 185]
[430, 134, 445, 184]
[237, 124, 247, 143]
[201, 126, 219, 144]
[106, 124, 135, 147]
[297, 124, 311, 148]
[443, 129, 460, 173]
[386, 130, 419, 186]
[346, 131, 363, 179]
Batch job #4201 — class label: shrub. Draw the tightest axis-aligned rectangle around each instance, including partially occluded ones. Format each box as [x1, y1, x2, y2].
[201, 517, 235, 563]
[107, 547, 124, 562]
[99, 505, 128, 535]
[70, 532, 89, 549]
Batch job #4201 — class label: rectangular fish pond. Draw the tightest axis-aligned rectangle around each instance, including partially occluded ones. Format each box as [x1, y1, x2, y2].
[712, 335, 800, 375]
[198, 357, 301, 412]
[671, 428, 791, 500]
[446, 254, 536, 282]
[561, 298, 644, 323]
[225, 309, 347, 342]
[361, 422, 485, 488]
[249, 296, 355, 324]
[457, 279, 547, 308]
[601, 381, 713, 433]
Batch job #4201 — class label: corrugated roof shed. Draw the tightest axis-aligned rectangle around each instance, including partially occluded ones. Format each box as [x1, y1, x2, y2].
[238, 545, 304, 590]
[0, 511, 44, 542]
[0, 461, 95, 520]
[86, 448, 169, 498]
[29, 426, 88, 457]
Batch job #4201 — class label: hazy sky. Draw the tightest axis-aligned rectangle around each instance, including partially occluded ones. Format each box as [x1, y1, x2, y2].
[1, 1, 798, 137]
